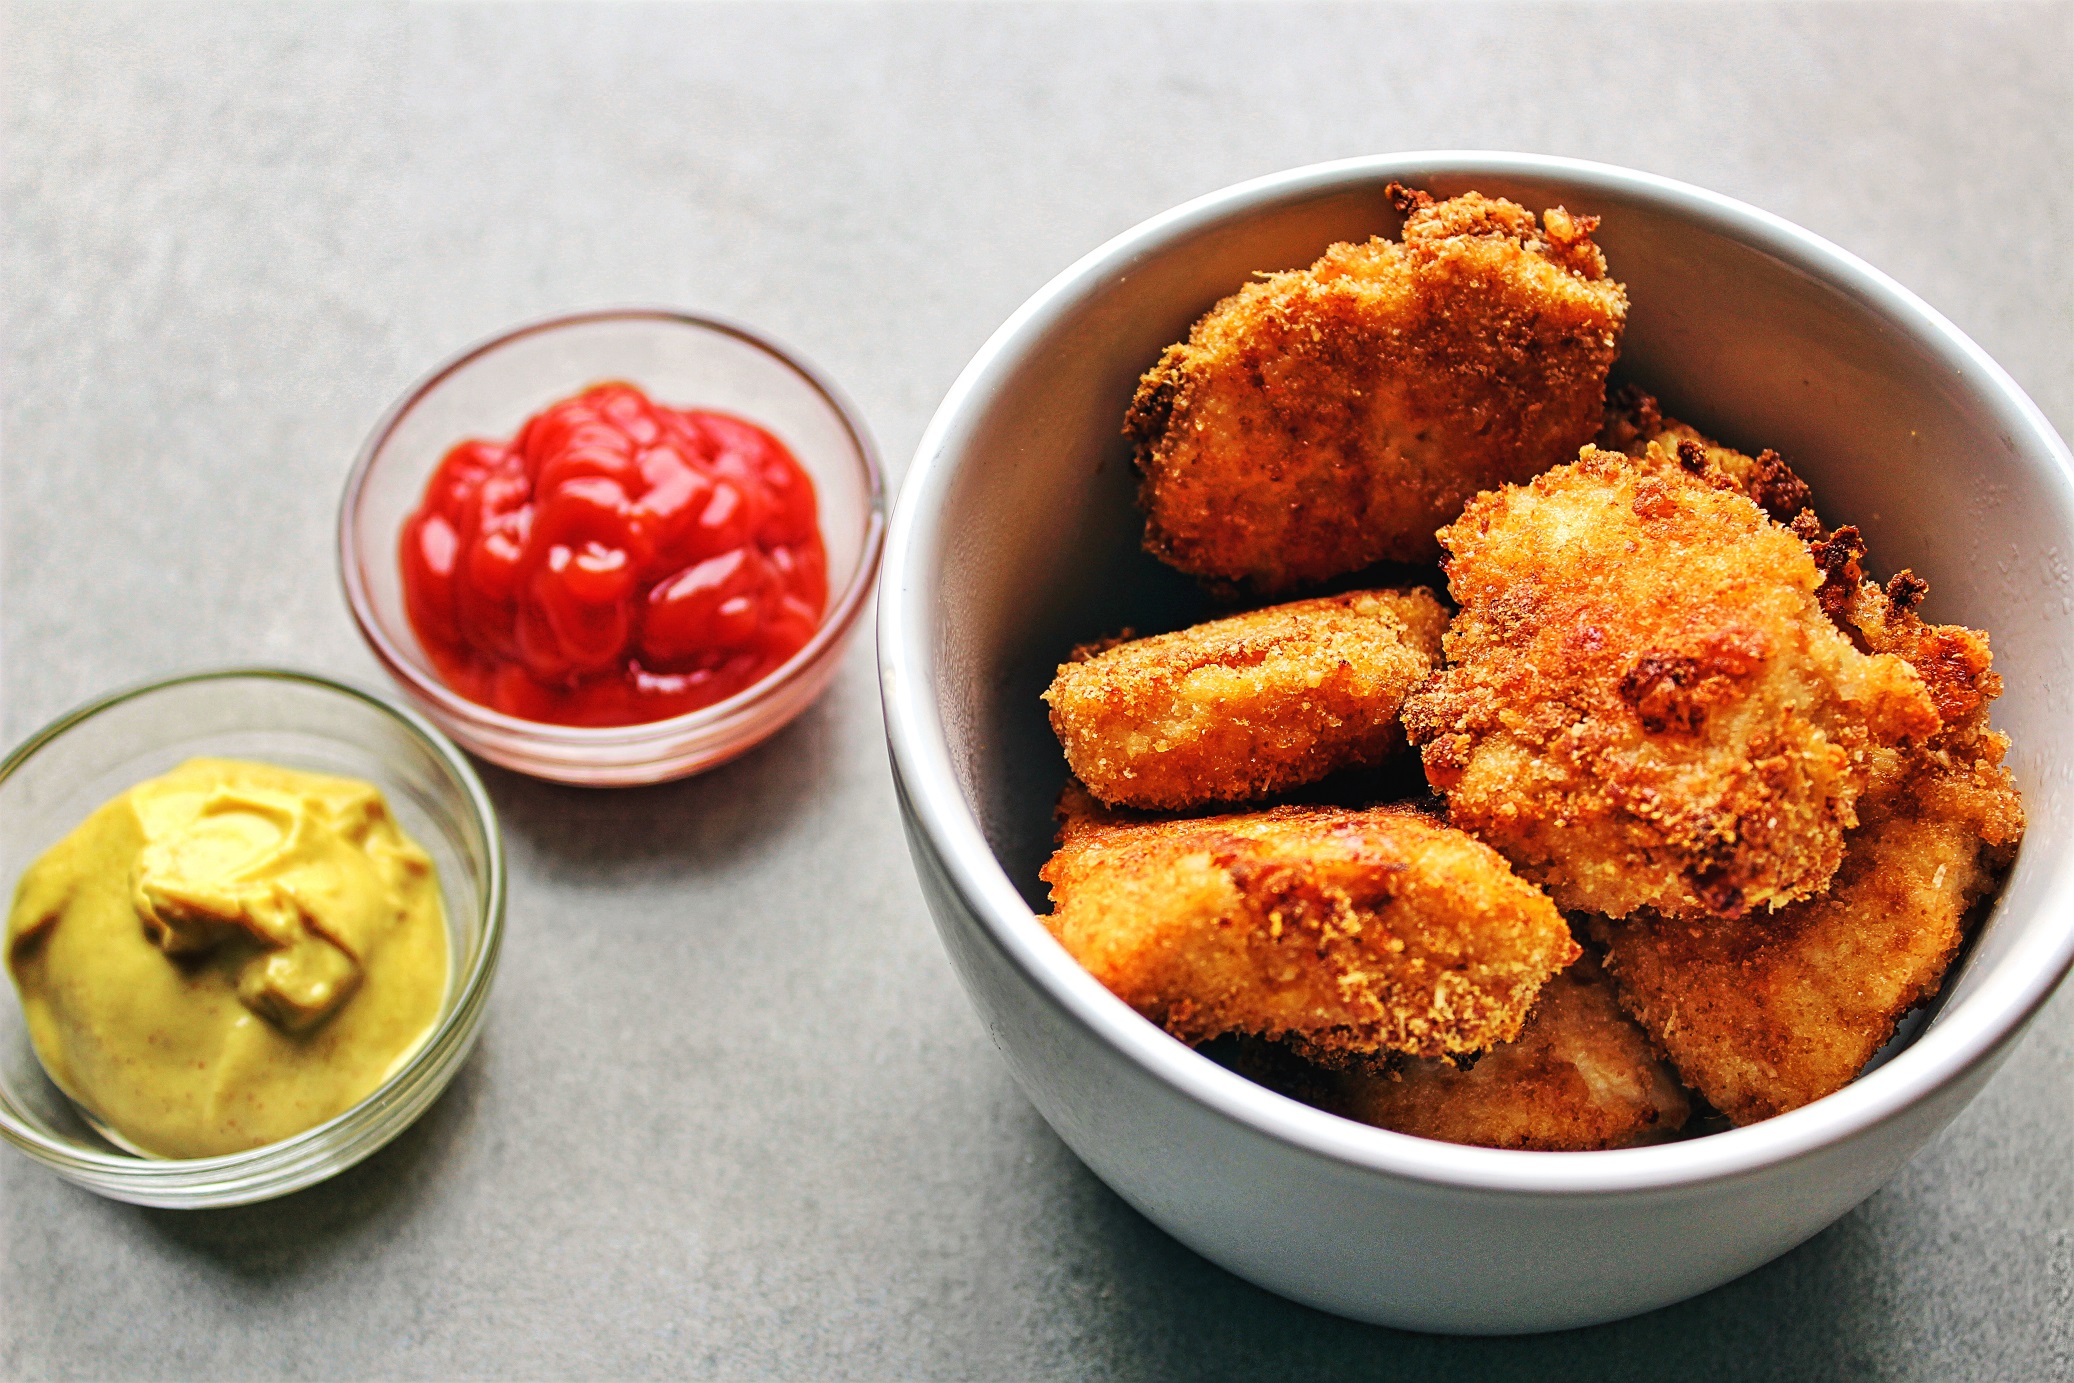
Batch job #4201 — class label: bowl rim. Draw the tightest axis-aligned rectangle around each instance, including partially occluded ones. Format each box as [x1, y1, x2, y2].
[338, 304, 888, 751]
[0, 666, 506, 1190]
[879, 150, 2074, 1196]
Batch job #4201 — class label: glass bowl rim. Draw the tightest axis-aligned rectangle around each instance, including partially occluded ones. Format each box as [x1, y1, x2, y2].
[337, 304, 888, 748]
[0, 665, 506, 1176]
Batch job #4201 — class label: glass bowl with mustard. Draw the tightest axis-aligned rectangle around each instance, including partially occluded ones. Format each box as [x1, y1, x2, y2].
[0, 668, 503, 1207]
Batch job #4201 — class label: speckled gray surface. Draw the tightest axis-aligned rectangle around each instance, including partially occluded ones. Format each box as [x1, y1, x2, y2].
[3, 3, 2070, 1379]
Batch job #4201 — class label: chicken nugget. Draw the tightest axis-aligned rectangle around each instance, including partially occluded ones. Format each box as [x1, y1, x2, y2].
[1600, 391, 1916, 646]
[1127, 186, 1627, 592]
[1043, 588, 1448, 811]
[1594, 577, 2023, 1124]
[1599, 384, 1818, 526]
[1224, 954, 1691, 1150]
[1040, 786, 1579, 1061]
[1402, 446, 1940, 921]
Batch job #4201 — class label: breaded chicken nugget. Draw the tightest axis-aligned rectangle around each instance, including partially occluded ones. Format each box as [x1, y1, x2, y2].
[1041, 786, 1578, 1061]
[1600, 391, 1951, 643]
[1594, 577, 2024, 1124]
[1127, 186, 1628, 592]
[1402, 446, 1940, 921]
[1599, 385, 1819, 526]
[1043, 588, 1448, 811]
[1225, 954, 1691, 1150]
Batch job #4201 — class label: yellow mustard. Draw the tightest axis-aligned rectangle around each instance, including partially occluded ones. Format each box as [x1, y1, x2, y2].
[4, 758, 450, 1158]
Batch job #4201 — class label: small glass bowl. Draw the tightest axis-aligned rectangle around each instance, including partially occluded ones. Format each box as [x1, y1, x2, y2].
[339, 307, 887, 786]
[0, 669, 504, 1208]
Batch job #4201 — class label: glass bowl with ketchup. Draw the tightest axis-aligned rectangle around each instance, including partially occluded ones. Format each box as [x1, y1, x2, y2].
[340, 309, 886, 785]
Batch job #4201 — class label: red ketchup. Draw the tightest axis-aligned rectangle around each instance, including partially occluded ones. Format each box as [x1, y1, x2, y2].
[399, 383, 827, 726]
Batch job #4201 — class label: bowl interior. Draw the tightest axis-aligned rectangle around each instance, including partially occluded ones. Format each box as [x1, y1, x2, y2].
[911, 159, 2074, 1104]
[0, 672, 498, 1161]
[347, 311, 879, 705]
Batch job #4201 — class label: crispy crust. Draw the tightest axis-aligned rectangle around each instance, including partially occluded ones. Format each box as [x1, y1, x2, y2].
[1601, 385, 1818, 527]
[1128, 188, 1627, 592]
[1402, 446, 1940, 921]
[1042, 588, 1448, 810]
[1595, 576, 2024, 1124]
[1228, 953, 1691, 1150]
[1040, 786, 1578, 1060]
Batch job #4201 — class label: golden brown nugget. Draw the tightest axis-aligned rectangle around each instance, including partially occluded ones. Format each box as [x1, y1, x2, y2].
[1040, 787, 1579, 1061]
[1229, 955, 1691, 1150]
[1043, 588, 1448, 811]
[1599, 389, 1910, 644]
[1599, 385, 1819, 526]
[1127, 186, 1628, 592]
[1402, 446, 1940, 922]
[1594, 577, 2023, 1124]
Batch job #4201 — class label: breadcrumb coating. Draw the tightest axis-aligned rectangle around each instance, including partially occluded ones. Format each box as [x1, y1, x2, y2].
[1599, 384, 1818, 526]
[1595, 576, 2024, 1124]
[1127, 185, 1627, 592]
[1225, 954, 1691, 1150]
[1041, 786, 1578, 1061]
[1043, 588, 1448, 811]
[1402, 446, 1940, 921]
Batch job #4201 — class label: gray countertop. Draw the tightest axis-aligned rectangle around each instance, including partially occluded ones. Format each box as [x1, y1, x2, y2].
[4, 4, 2070, 1378]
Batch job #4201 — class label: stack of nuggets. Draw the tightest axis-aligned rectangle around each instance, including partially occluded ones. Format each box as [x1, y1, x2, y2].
[1038, 188, 2023, 1150]
[1579, 406, 2025, 1124]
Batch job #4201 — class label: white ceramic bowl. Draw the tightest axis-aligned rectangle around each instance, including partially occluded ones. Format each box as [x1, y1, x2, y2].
[878, 153, 2074, 1333]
